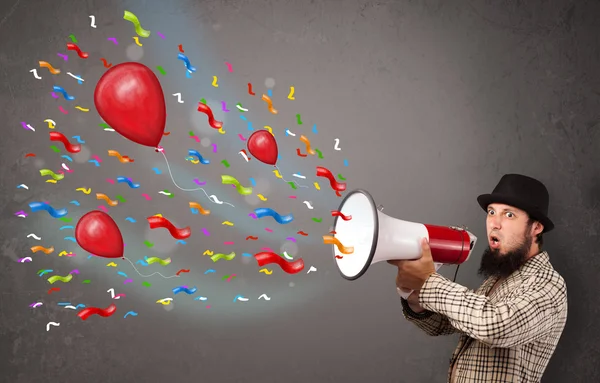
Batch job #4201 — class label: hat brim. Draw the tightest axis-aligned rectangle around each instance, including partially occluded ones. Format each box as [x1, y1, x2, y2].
[477, 193, 554, 233]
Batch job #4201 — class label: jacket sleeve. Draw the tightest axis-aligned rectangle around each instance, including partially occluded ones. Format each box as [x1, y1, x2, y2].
[418, 272, 567, 348]
[400, 296, 458, 336]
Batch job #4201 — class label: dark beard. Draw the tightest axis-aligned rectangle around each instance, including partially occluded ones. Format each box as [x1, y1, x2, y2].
[477, 233, 533, 279]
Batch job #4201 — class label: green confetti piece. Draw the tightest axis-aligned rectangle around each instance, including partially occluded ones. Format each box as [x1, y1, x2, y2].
[222, 274, 236, 281]
[314, 148, 323, 159]
[156, 66, 166, 75]
[115, 195, 126, 203]
[49, 145, 61, 153]
[200, 98, 207, 104]
[59, 217, 72, 223]
[312, 217, 323, 223]
[142, 281, 151, 287]
[123, 10, 151, 38]
[82, 279, 91, 284]
[337, 174, 346, 180]
[160, 189, 174, 198]
[188, 130, 195, 136]
[68, 34, 77, 43]
[288, 181, 297, 190]
[221, 159, 230, 168]
[296, 113, 303, 125]
[99, 123, 113, 131]
[211, 252, 236, 262]
[221, 175, 252, 195]
[144, 240, 154, 248]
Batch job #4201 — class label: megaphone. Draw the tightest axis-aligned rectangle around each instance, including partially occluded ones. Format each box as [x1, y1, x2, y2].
[330, 189, 478, 299]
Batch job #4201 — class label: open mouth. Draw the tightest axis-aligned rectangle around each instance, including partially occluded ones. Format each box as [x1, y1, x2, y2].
[489, 235, 500, 248]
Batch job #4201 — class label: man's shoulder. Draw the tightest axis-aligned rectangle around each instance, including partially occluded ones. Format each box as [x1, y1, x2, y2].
[524, 252, 567, 301]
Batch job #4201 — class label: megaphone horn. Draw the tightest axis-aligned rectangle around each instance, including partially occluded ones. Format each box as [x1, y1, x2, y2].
[330, 189, 478, 299]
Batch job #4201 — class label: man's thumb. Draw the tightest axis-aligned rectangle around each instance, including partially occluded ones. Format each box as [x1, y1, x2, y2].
[422, 237, 432, 256]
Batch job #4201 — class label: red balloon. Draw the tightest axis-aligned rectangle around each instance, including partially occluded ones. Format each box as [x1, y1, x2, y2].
[247, 131, 278, 165]
[94, 62, 166, 147]
[75, 211, 124, 258]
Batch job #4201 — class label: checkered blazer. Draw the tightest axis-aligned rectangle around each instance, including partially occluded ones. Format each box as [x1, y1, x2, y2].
[400, 251, 568, 382]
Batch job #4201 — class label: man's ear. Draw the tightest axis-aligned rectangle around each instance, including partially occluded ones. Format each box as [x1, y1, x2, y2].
[532, 221, 544, 236]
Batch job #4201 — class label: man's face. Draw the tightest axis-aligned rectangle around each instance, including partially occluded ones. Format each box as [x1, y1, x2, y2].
[478, 203, 539, 279]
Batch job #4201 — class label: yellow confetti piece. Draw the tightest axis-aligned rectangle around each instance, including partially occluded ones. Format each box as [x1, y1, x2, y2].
[153, 213, 163, 217]
[288, 86, 295, 100]
[190, 159, 199, 164]
[76, 187, 91, 194]
[133, 36, 142, 46]
[259, 268, 273, 275]
[106, 262, 117, 267]
[74, 106, 89, 112]
[203, 250, 214, 255]
[263, 125, 274, 136]
[314, 182, 320, 190]
[156, 298, 173, 305]
[218, 127, 225, 134]
[256, 194, 267, 201]
[46, 179, 57, 183]
[44, 119, 56, 129]
[222, 221, 234, 226]
[273, 170, 282, 178]
[212, 76, 219, 87]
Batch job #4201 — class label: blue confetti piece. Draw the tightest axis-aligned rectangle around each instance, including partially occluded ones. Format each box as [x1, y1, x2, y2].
[136, 260, 149, 266]
[59, 225, 74, 230]
[76, 75, 83, 85]
[75, 304, 86, 309]
[312, 124, 318, 134]
[64, 236, 76, 242]
[71, 135, 85, 144]
[116, 176, 140, 188]
[248, 121, 254, 131]
[124, 311, 138, 318]
[69, 200, 80, 206]
[185, 71, 192, 78]
[29, 202, 68, 218]
[188, 149, 210, 164]
[177, 53, 197, 72]
[254, 208, 294, 224]
[190, 208, 199, 214]
[61, 155, 73, 162]
[152, 167, 161, 174]
[125, 217, 136, 222]
[87, 255, 92, 259]
[233, 295, 246, 302]
[249, 177, 256, 186]
[172, 286, 197, 295]
[204, 269, 216, 274]
[53, 85, 75, 101]
[242, 253, 252, 257]
[57, 302, 71, 306]
[16, 184, 27, 189]
[176, 240, 187, 245]
[88, 159, 100, 167]
[343, 159, 348, 166]
[240, 115, 247, 121]
[267, 89, 273, 97]
[117, 271, 127, 277]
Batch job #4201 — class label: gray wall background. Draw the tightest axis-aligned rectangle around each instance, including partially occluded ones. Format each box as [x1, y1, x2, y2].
[1, 0, 599, 382]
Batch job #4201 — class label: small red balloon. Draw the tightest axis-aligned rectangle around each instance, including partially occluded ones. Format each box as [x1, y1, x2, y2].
[247, 131, 278, 165]
[75, 211, 124, 258]
[94, 62, 166, 147]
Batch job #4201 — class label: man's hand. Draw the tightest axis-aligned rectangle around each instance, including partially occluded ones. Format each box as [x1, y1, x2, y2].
[388, 237, 436, 291]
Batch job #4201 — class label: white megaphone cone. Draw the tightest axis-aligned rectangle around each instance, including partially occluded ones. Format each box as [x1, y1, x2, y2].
[330, 189, 478, 299]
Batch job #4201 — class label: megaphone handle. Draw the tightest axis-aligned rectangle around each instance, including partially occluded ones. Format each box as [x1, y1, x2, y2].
[396, 262, 444, 300]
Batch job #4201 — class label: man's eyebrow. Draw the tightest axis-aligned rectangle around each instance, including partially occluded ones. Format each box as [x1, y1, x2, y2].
[487, 207, 518, 213]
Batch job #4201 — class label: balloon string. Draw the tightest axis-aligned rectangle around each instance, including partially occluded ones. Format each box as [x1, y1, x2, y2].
[158, 150, 235, 207]
[274, 165, 309, 188]
[122, 257, 180, 279]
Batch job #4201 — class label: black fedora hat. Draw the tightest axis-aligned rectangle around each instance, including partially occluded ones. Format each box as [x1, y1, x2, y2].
[477, 174, 554, 233]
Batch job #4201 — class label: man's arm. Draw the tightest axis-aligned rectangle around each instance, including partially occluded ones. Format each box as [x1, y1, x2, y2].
[419, 272, 567, 348]
[400, 296, 458, 336]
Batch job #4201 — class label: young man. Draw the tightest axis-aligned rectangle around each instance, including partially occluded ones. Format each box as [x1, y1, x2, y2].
[388, 174, 568, 383]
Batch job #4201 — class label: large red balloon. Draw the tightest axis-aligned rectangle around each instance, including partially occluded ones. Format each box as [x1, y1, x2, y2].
[94, 62, 166, 147]
[75, 211, 124, 258]
[247, 131, 278, 165]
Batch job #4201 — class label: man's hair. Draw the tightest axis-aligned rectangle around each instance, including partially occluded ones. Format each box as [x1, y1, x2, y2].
[527, 216, 544, 248]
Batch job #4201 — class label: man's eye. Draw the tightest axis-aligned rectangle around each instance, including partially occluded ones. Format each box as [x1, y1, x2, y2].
[506, 212, 514, 218]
